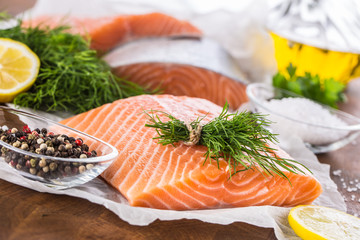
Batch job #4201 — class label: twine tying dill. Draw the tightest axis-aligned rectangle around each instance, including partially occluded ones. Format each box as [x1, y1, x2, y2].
[183, 123, 202, 146]
[144, 102, 311, 183]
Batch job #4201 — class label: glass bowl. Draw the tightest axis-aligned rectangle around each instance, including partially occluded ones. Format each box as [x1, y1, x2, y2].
[0, 106, 118, 189]
[246, 83, 360, 153]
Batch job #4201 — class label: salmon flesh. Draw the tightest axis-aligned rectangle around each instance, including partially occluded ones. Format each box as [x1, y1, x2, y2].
[60, 95, 322, 210]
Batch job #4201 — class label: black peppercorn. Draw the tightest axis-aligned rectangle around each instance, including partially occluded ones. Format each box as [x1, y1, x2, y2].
[45, 140, 53, 147]
[37, 170, 45, 177]
[18, 158, 24, 166]
[58, 144, 66, 152]
[46, 147, 55, 156]
[82, 144, 89, 152]
[67, 148, 74, 155]
[91, 150, 97, 157]
[64, 166, 72, 174]
[11, 153, 17, 160]
[4, 156, 11, 163]
[41, 128, 47, 135]
[51, 138, 60, 146]
[61, 152, 69, 158]
[40, 148, 47, 155]
[15, 132, 22, 138]
[1, 125, 98, 181]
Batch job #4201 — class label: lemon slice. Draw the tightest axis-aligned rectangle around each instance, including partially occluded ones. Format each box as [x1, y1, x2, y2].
[288, 205, 360, 240]
[0, 38, 40, 102]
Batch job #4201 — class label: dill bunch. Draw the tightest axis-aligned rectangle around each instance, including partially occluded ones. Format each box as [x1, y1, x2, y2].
[0, 20, 149, 114]
[144, 103, 310, 182]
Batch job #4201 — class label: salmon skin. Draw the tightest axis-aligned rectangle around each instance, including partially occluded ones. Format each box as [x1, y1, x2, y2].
[60, 95, 322, 210]
[104, 38, 249, 110]
[22, 13, 202, 52]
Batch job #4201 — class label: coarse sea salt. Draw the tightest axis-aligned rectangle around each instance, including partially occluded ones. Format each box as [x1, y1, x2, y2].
[333, 169, 342, 176]
[331, 169, 360, 207]
[262, 97, 349, 145]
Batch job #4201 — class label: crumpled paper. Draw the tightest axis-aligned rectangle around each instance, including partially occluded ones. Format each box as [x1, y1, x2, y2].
[0, 127, 345, 240]
[3, 1, 346, 239]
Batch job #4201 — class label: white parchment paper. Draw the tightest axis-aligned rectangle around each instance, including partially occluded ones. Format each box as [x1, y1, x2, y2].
[3, 1, 346, 239]
[0, 127, 345, 240]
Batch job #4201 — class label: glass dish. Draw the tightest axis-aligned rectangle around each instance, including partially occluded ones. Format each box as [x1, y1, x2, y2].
[246, 83, 360, 153]
[0, 106, 118, 189]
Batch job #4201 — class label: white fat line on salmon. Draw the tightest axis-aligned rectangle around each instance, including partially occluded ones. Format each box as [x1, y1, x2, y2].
[102, 110, 151, 181]
[164, 150, 211, 209]
[150, 95, 219, 124]
[143, 145, 187, 193]
[172, 156, 219, 208]
[89, 102, 132, 140]
[118, 130, 162, 192]
[67, 103, 113, 129]
[79, 104, 114, 134]
[112, 122, 153, 184]
[100, 100, 149, 147]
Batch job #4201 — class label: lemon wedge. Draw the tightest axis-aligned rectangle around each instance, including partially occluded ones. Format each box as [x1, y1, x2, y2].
[288, 205, 360, 240]
[0, 38, 40, 102]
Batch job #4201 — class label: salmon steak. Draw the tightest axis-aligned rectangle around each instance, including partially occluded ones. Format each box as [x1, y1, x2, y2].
[112, 63, 248, 110]
[60, 95, 322, 210]
[22, 13, 202, 52]
[104, 38, 249, 110]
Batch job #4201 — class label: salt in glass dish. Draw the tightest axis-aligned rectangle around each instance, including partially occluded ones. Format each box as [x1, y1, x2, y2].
[0, 106, 118, 189]
[246, 83, 360, 153]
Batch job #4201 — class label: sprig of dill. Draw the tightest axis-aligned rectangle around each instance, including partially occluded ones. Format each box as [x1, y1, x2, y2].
[0, 19, 150, 114]
[144, 103, 310, 182]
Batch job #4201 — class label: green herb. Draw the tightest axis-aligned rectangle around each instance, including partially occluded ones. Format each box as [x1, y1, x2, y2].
[144, 103, 310, 182]
[0, 19, 150, 114]
[0, 12, 11, 20]
[272, 63, 346, 108]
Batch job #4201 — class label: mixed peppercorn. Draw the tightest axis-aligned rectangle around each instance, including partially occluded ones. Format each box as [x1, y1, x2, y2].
[0, 125, 98, 180]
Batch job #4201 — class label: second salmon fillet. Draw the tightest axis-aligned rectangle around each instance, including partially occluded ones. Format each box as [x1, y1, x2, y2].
[60, 95, 322, 210]
[22, 13, 202, 52]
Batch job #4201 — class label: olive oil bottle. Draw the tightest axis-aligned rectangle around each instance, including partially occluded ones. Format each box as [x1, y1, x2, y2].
[271, 32, 360, 85]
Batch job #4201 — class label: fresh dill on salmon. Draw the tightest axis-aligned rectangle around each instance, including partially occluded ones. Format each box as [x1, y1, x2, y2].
[144, 102, 311, 182]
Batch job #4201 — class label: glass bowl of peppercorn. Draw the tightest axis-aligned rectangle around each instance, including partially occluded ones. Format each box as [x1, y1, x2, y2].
[0, 106, 118, 189]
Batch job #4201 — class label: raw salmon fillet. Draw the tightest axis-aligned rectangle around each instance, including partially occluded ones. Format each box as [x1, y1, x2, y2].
[112, 63, 248, 110]
[22, 13, 202, 52]
[60, 95, 322, 210]
[104, 38, 249, 110]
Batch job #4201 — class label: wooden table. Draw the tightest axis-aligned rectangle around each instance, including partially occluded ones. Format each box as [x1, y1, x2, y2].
[1, 1, 359, 239]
